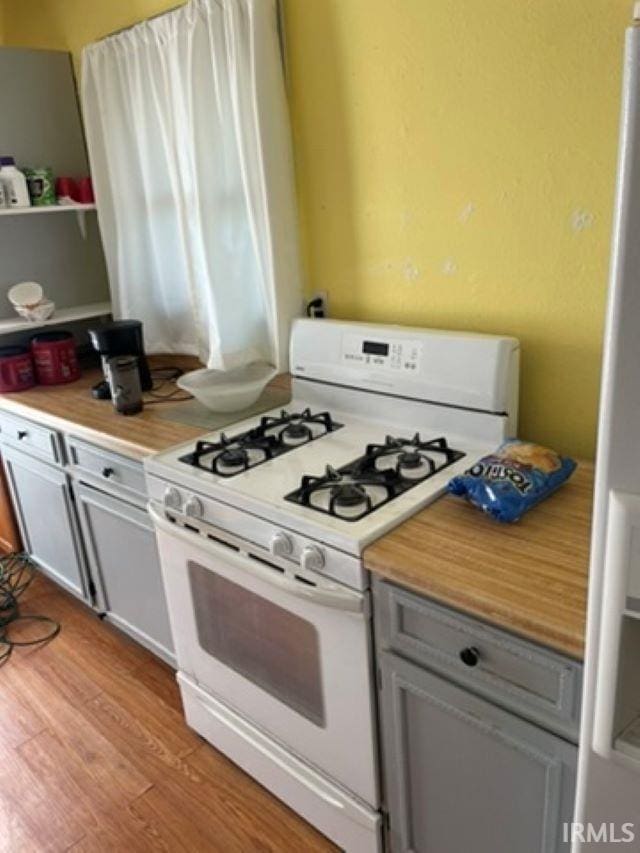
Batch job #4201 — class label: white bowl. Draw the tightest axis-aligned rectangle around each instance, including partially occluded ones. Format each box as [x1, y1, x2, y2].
[8, 281, 43, 308]
[177, 362, 278, 412]
[15, 299, 55, 322]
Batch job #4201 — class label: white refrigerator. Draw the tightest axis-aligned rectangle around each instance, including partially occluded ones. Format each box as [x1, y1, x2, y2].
[575, 7, 640, 850]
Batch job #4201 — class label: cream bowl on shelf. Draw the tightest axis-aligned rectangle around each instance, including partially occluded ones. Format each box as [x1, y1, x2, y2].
[8, 280, 44, 308]
[177, 361, 278, 412]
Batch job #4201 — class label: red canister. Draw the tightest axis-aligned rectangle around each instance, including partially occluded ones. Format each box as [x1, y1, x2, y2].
[31, 332, 80, 385]
[0, 346, 36, 392]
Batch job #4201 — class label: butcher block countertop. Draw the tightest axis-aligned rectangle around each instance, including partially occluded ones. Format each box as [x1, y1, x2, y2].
[0, 355, 291, 460]
[364, 462, 594, 660]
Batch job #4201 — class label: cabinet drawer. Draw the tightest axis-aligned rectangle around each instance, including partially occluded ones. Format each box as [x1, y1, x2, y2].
[0, 411, 62, 464]
[66, 437, 147, 502]
[374, 579, 582, 742]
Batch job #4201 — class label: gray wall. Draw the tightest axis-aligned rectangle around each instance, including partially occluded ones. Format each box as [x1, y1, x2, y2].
[0, 47, 110, 324]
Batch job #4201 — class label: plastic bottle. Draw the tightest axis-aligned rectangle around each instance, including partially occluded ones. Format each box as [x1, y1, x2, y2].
[0, 157, 31, 208]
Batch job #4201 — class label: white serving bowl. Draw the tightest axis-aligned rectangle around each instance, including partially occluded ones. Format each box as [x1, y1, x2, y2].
[177, 361, 278, 412]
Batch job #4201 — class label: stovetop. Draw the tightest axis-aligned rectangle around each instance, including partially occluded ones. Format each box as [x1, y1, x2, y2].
[177, 408, 464, 522]
[145, 400, 492, 555]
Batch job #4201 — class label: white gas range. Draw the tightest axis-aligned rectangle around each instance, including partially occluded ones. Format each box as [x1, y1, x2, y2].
[145, 318, 519, 852]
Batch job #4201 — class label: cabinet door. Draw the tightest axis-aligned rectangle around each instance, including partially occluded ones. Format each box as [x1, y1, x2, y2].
[379, 651, 577, 853]
[2, 445, 87, 598]
[75, 483, 175, 665]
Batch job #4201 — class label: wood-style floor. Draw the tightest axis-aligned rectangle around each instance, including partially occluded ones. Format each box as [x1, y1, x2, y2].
[0, 572, 336, 852]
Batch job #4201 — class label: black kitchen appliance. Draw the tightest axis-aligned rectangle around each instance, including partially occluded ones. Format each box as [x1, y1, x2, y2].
[88, 319, 152, 400]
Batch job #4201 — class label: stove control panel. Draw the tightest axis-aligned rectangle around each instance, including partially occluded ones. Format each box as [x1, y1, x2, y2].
[341, 332, 422, 373]
[146, 475, 367, 591]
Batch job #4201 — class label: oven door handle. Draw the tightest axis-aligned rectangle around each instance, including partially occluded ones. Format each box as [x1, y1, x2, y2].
[148, 503, 366, 615]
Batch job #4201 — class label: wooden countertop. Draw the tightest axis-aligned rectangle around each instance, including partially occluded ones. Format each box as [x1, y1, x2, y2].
[0, 355, 290, 461]
[364, 462, 594, 660]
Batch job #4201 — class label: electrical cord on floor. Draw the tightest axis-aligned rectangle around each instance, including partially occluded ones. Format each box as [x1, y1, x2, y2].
[145, 366, 193, 405]
[0, 553, 60, 666]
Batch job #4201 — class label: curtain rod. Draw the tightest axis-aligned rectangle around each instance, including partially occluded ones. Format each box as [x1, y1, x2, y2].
[96, 1, 288, 77]
[99, 3, 185, 41]
[99, 0, 286, 44]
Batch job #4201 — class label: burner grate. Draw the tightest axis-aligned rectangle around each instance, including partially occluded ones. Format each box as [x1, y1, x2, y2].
[285, 435, 465, 521]
[179, 409, 343, 478]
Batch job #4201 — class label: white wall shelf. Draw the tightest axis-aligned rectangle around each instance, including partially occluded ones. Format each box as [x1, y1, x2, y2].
[0, 300, 111, 335]
[0, 203, 96, 237]
[0, 203, 96, 216]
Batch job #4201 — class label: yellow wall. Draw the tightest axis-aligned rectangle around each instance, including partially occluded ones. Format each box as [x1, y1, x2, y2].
[2, 0, 631, 458]
[2, 0, 178, 56]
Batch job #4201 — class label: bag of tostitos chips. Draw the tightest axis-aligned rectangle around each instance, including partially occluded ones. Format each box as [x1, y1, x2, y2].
[447, 440, 576, 523]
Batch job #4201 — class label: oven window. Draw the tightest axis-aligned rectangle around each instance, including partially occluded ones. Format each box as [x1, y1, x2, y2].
[188, 561, 325, 727]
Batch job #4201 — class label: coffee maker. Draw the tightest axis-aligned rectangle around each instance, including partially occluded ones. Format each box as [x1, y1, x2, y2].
[88, 319, 153, 400]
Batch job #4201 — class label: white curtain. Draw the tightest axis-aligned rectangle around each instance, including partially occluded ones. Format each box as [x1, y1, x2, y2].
[81, 0, 302, 370]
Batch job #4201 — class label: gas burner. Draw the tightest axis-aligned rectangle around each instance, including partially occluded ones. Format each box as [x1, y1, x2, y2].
[286, 465, 396, 521]
[281, 422, 313, 446]
[180, 433, 277, 477]
[179, 408, 343, 477]
[330, 483, 371, 519]
[398, 451, 422, 468]
[396, 450, 431, 480]
[332, 483, 368, 506]
[285, 436, 465, 521]
[259, 408, 341, 442]
[217, 447, 251, 474]
[367, 434, 463, 482]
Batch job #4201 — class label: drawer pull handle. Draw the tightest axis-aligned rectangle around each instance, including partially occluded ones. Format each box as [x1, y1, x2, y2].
[102, 467, 115, 478]
[17, 431, 28, 440]
[459, 646, 480, 667]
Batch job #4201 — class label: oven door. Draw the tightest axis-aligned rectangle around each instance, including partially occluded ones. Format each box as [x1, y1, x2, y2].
[149, 504, 379, 807]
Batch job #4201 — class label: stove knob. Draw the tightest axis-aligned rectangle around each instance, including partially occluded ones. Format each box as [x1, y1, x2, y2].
[270, 531, 294, 558]
[163, 486, 182, 511]
[185, 496, 204, 519]
[301, 545, 325, 573]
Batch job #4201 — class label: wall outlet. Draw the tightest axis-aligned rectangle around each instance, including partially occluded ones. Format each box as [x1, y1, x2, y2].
[307, 291, 329, 318]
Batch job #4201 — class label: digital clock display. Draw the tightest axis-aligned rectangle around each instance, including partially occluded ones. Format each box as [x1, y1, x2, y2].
[362, 340, 389, 357]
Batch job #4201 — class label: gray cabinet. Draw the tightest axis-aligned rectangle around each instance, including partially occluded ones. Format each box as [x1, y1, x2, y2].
[74, 481, 174, 665]
[0, 412, 174, 667]
[379, 651, 577, 853]
[374, 579, 581, 853]
[2, 443, 88, 599]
